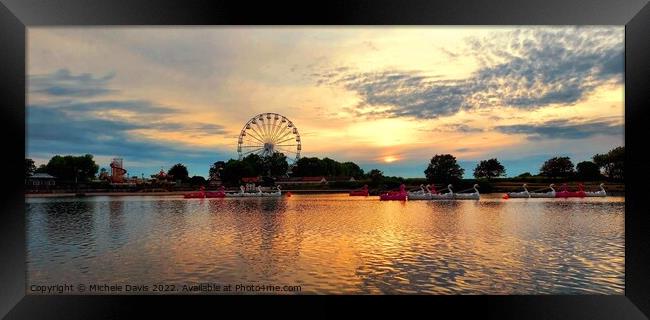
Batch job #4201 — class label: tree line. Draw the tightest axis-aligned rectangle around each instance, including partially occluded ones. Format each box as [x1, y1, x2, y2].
[421, 146, 624, 185]
[26, 146, 624, 187]
[209, 154, 365, 186]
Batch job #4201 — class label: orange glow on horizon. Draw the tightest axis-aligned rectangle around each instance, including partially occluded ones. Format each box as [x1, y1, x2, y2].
[383, 156, 398, 163]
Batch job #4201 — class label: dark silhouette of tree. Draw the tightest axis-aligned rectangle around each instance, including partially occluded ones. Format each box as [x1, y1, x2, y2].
[241, 154, 264, 176]
[341, 162, 365, 178]
[291, 157, 327, 176]
[189, 175, 207, 186]
[576, 161, 603, 181]
[367, 169, 384, 187]
[593, 146, 624, 181]
[473, 158, 506, 179]
[209, 161, 226, 179]
[424, 154, 464, 185]
[44, 154, 99, 183]
[35, 164, 48, 173]
[263, 152, 289, 176]
[539, 157, 574, 179]
[25, 158, 36, 178]
[168, 163, 189, 182]
[291, 157, 365, 178]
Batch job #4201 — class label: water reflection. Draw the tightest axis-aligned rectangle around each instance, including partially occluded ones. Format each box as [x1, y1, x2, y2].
[26, 195, 624, 294]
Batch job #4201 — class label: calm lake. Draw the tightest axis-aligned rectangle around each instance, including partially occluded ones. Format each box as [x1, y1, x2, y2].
[26, 194, 624, 294]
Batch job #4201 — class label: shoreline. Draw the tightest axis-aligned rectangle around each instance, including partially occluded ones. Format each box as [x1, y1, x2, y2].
[25, 190, 625, 198]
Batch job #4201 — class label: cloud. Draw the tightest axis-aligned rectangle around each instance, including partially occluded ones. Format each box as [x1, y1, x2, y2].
[317, 27, 623, 119]
[27, 69, 232, 175]
[443, 124, 484, 133]
[27, 104, 232, 176]
[29, 68, 116, 97]
[494, 119, 623, 140]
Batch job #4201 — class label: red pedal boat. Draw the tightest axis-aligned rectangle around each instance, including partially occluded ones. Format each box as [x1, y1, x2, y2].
[205, 186, 226, 198]
[184, 190, 205, 199]
[184, 186, 226, 199]
[555, 183, 586, 198]
[379, 184, 407, 201]
[349, 184, 369, 196]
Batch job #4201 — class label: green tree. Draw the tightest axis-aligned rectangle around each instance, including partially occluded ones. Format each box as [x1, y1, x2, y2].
[539, 157, 574, 179]
[473, 158, 506, 179]
[25, 158, 36, 178]
[576, 161, 603, 181]
[168, 163, 189, 182]
[291, 157, 365, 177]
[220, 158, 257, 185]
[341, 161, 364, 178]
[263, 152, 289, 176]
[241, 154, 264, 176]
[321, 158, 341, 176]
[44, 154, 99, 183]
[593, 146, 624, 181]
[367, 169, 384, 187]
[209, 161, 226, 179]
[189, 175, 207, 186]
[291, 157, 326, 177]
[35, 164, 48, 173]
[424, 154, 464, 185]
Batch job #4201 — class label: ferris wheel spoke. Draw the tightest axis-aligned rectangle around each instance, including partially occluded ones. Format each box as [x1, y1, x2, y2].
[273, 124, 291, 144]
[245, 132, 266, 144]
[269, 121, 283, 143]
[246, 124, 263, 139]
[274, 144, 298, 147]
[273, 130, 294, 144]
[276, 136, 297, 145]
[240, 145, 264, 148]
[250, 125, 267, 142]
[263, 117, 273, 140]
[253, 120, 266, 139]
[266, 117, 274, 138]
[271, 117, 286, 142]
[260, 121, 272, 142]
[269, 127, 285, 144]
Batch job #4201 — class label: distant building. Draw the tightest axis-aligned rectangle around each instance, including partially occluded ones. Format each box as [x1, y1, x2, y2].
[26, 173, 57, 188]
[150, 169, 175, 185]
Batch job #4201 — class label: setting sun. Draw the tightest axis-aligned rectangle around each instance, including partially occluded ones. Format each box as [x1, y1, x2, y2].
[383, 156, 398, 163]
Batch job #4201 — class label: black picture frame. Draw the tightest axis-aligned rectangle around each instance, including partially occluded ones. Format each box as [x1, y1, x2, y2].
[1, 0, 649, 318]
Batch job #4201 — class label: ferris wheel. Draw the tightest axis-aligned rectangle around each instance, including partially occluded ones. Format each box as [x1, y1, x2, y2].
[237, 113, 301, 163]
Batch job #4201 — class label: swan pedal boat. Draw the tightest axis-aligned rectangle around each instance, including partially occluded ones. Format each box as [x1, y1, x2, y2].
[529, 184, 557, 198]
[226, 186, 282, 197]
[505, 184, 559, 198]
[407, 184, 454, 200]
[504, 184, 531, 198]
[451, 184, 480, 200]
[584, 183, 607, 197]
[408, 184, 479, 200]
[406, 184, 431, 200]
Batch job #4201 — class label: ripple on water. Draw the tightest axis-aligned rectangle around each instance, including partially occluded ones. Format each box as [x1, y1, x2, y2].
[26, 194, 624, 294]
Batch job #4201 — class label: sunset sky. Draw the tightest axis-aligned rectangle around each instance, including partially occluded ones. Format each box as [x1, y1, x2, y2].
[27, 27, 624, 178]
